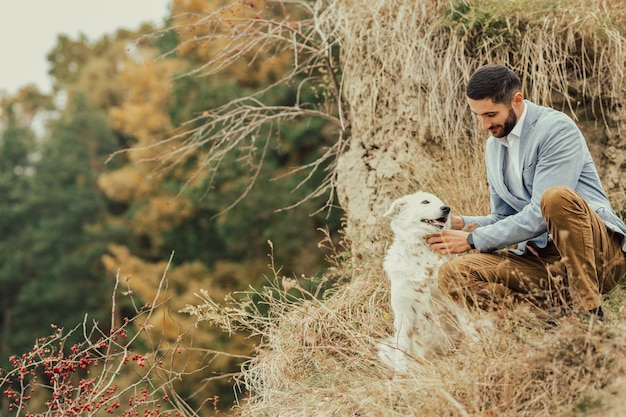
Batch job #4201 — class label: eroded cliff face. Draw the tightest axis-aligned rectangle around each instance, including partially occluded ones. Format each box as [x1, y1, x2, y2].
[332, 1, 477, 261]
[335, 97, 440, 260]
[584, 104, 626, 210]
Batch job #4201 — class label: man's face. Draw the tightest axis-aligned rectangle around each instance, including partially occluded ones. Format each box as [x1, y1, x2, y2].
[467, 96, 521, 138]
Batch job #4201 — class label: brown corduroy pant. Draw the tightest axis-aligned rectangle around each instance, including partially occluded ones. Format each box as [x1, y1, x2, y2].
[438, 186, 626, 313]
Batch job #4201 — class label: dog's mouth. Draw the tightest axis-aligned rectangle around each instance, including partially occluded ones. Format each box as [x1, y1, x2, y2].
[421, 217, 448, 229]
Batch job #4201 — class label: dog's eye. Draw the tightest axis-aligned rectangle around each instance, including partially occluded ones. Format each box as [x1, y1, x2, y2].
[421, 200, 430, 204]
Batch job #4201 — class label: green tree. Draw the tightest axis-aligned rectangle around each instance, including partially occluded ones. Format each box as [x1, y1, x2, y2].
[162, 75, 340, 270]
[0, 95, 38, 362]
[8, 95, 120, 353]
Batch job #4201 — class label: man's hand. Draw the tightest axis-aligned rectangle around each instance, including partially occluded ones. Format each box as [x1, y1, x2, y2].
[426, 230, 472, 255]
[450, 215, 465, 230]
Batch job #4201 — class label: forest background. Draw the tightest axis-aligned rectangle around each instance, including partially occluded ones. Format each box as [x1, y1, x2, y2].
[0, 0, 343, 413]
[1, 0, 626, 416]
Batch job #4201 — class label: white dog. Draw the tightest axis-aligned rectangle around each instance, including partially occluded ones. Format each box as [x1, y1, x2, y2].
[377, 191, 474, 373]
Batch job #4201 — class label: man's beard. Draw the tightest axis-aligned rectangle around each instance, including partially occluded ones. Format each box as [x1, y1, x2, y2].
[491, 108, 518, 138]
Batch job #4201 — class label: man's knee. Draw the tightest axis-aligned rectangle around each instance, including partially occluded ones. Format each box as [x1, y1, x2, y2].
[540, 185, 580, 217]
[438, 257, 466, 295]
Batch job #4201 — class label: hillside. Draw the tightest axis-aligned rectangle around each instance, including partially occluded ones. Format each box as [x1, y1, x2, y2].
[188, 249, 626, 416]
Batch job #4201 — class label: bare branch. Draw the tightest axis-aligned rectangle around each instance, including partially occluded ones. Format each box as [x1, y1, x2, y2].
[119, 0, 347, 215]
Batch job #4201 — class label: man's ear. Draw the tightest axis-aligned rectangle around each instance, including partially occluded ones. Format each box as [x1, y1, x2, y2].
[384, 196, 407, 218]
[512, 91, 524, 106]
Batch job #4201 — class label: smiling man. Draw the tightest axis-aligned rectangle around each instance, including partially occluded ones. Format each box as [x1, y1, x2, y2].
[426, 64, 626, 321]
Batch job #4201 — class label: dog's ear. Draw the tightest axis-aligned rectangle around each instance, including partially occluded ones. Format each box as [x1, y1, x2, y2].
[384, 196, 407, 219]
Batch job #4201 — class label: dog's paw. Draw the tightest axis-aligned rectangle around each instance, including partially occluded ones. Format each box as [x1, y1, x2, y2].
[377, 340, 413, 374]
[376, 340, 396, 369]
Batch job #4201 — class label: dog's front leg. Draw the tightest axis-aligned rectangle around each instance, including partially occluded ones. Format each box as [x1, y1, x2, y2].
[392, 315, 415, 373]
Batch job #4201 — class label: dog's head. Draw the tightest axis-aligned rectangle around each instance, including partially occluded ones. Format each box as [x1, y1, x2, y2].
[384, 191, 451, 237]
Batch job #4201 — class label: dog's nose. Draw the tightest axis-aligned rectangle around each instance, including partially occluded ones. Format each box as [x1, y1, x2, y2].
[441, 206, 450, 215]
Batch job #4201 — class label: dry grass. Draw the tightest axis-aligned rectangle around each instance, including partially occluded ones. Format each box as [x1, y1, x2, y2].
[184, 234, 626, 416]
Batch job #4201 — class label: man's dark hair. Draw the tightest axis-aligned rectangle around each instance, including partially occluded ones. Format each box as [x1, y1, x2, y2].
[466, 64, 521, 104]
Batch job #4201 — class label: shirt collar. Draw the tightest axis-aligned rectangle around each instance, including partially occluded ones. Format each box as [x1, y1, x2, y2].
[508, 101, 527, 139]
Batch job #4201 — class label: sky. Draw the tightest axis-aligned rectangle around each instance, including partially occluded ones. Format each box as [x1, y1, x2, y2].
[0, 0, 172, 95]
